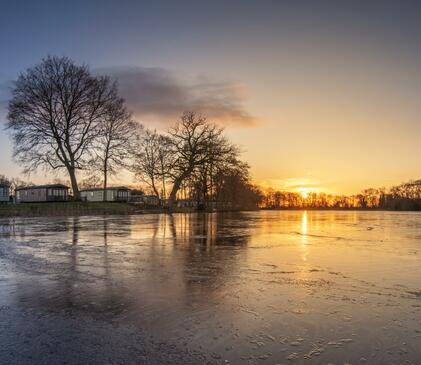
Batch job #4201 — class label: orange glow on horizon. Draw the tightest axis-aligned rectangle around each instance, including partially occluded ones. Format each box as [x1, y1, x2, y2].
[298, 187, 316, 199]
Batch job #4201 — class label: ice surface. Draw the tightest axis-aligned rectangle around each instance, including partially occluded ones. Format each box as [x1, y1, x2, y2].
[0, 211, 420, 364]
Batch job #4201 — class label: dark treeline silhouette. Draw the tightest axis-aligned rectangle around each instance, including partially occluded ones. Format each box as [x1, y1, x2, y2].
[381, 180, 421, 210]
[262, 190, 358, 209]
[261, 180, 421, 211]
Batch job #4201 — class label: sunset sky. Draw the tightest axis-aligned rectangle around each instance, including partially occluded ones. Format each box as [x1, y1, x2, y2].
[1, 1, 421, 194]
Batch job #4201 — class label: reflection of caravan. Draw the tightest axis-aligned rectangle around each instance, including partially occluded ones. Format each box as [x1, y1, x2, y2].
[16, 184, 69, 203]
[176, 199, 198, 209]
[80, 187, 131, 202]
[0, 182, 10, 204]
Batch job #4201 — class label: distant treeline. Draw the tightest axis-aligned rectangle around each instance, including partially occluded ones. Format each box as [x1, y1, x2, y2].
[261, 180, 421, 211]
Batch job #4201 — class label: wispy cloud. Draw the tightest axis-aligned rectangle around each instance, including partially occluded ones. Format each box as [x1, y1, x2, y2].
[1, 69, 258, 129]
[95, 66, 258, 128]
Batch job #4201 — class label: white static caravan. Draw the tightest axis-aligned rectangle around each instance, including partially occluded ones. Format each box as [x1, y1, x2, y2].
[80, 187, 131, 202]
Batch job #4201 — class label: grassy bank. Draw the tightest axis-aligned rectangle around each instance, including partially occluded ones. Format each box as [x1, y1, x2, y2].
[0, 202, 153, 217]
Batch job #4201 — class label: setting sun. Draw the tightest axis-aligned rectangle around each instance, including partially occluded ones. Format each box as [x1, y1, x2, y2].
[299, 187, 311, 199]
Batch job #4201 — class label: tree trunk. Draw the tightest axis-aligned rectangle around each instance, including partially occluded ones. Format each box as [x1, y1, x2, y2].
[152, 185, 161, 207]
[162, 175, 166, 200]
[68, 167, 80, 200]
[168, 177, 183, 210]
[103, 161, 108, 202]
[160, 157, 166, 200]
[150, 176, 161, 206]
[168, 168, 194, 210]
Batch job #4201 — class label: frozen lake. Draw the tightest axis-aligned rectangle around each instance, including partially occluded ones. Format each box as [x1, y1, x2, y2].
[1, 211, 421, 364]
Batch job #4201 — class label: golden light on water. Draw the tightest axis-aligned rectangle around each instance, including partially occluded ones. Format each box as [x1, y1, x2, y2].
[300, 210, 309, 262]
[301, 210, 308, 243]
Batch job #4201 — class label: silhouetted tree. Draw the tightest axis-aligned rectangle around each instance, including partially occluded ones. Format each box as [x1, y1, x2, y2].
[214, 167, 263, 210]
[132, 129, 173, 203]
[93, 98, 138, 201]
[166, 112, 235, 209]
[79, 175, 102, 189]
[7, 56, 117, 199]
[0, 175, 10, 186]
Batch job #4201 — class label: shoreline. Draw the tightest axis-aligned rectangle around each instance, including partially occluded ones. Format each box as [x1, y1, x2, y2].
[0, 202, 419, 218]
[0, 202, 148, 218]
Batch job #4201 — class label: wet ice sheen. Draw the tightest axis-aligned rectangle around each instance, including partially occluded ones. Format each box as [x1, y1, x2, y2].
[0, 211, 421, 364]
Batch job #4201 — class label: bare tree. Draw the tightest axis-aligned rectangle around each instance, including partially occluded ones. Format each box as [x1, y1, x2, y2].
[166, 111, 236, 209]
[213, 168, 263, 210]
[0, 175, 10, 186]
[7, 56, 117, 199]
[79, 175, 102, 190]
[132, 112, 248, 210]
[185, 139, 246, 207]
[93, 98, 139, 201]
[132, 129, 172, 203]
[3, 177, 32, 199]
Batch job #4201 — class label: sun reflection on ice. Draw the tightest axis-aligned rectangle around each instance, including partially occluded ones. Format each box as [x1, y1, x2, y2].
[301, 210, 308, 261]
[301, 210, 308, 243]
